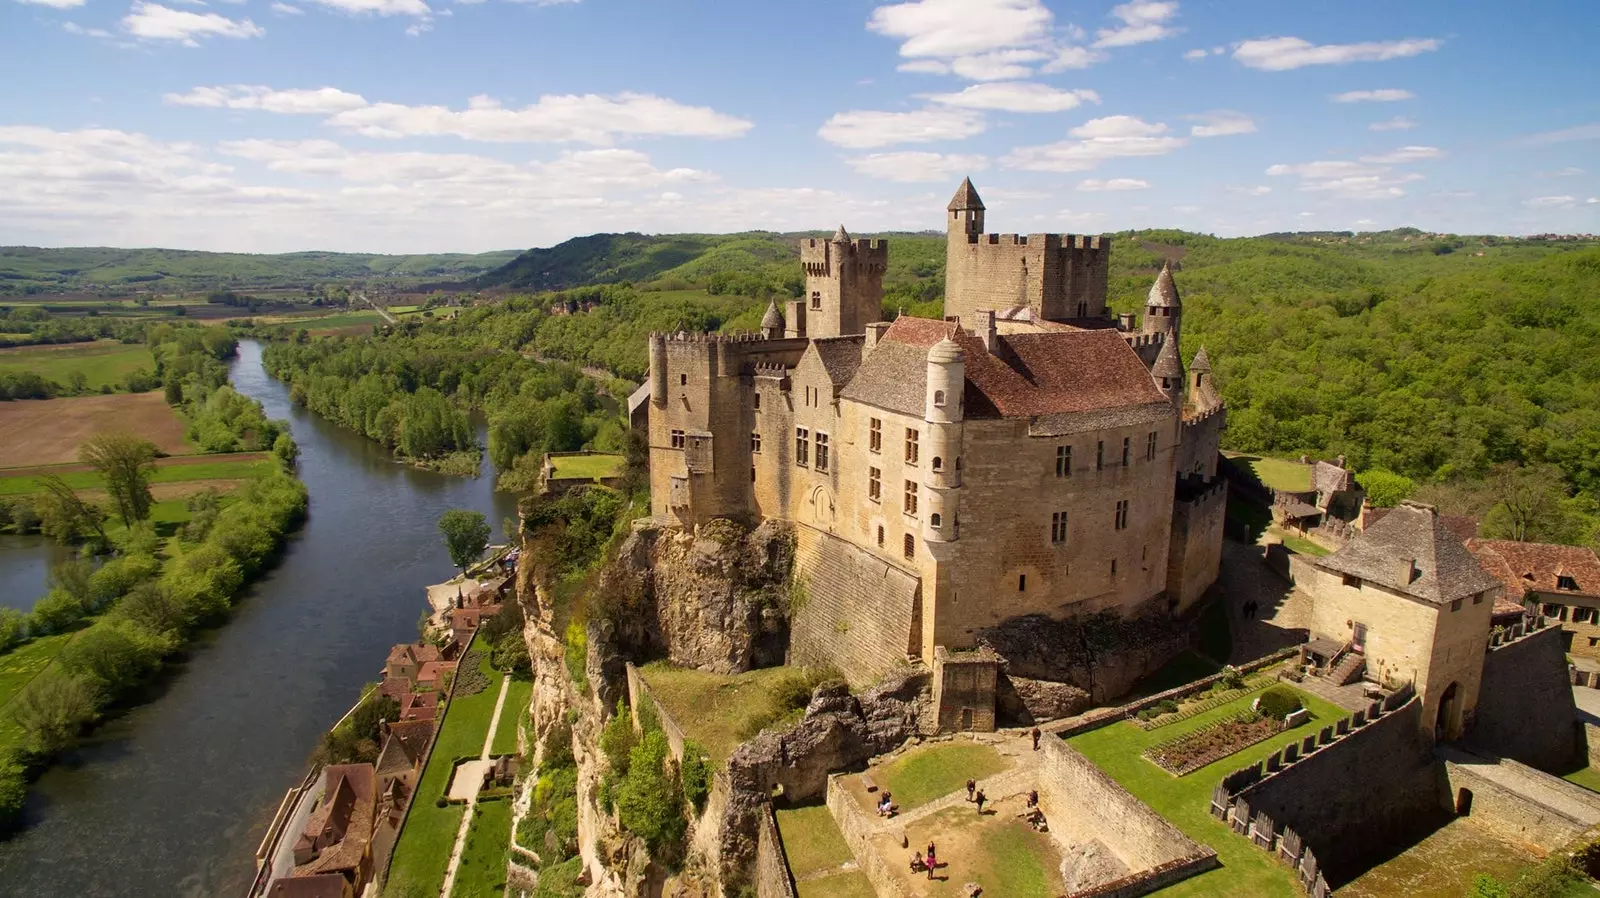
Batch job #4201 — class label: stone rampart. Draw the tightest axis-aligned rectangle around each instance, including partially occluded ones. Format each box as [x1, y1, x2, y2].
[624, 662, 687, 761]
[1051, 646, 1300, 739]
[1471, 623, 1582, 771]
[1441, 747, 1600, 853]
[755, 802, 799, 898]
[790, 524, 921, 687]
[825, 774, 914, 898]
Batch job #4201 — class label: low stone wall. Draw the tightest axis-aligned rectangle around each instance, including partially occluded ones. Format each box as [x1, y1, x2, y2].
[1052, 646, 1299, 740]
[1037, 739, 1218, 883]
[825, 773, 913, 898]
[1471, 624, 1582, 772]
[624, 662, 687, 761]
[1587, 724, 1600, 768]
[1441, 747, 1600, 853]
[755, 802, 798, 898]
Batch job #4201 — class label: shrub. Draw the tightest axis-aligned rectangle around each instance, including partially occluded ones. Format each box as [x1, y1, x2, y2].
[1217, 666, 1245, 691]
[615, 731, 686, 857]
[563, 619, 588, 689]
[0, 608, 26, 653]
[1257, 686, 1304, 720]
[1157, 699, 1180, 715]
[541, 719, 575, 770]
[681, 740, 711, 813]
[0, 757, 24, 830]
[600, 701, 637, 776]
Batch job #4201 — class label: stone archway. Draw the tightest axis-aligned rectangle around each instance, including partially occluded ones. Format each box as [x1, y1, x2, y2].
[808, 485, 837, 531]
[1435, 681, 1460, 740]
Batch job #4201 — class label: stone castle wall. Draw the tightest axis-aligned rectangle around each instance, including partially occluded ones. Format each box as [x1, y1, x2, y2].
[1440, 748, 1600, 853]
[945, 232, 1110, 323]
[1177, 405, 1224, 479]
[754, 802, 798, 898]
[789, 524, 920, 686]
[1471, 624, 1582, 771]
[1166, 477, 1227, 614]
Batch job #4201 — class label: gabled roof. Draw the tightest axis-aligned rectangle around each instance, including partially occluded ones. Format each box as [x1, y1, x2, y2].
[268, 874, 348, 898]
[839, 316, 1169, 420]
[1466, 539, 1600, 602]
[1147, 261, 1181, 308]
[947, 177, 985, 211]
[1317, 501, 1502, 604]
[808, 335, 865, 388]
[294, 764, 376, 878]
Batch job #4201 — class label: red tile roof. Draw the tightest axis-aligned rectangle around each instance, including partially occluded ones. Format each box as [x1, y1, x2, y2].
[1466, 539, 1600, 602]
[293, 764, 376, 880]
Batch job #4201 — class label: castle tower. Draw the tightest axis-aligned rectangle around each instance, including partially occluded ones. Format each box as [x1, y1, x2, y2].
[1152, 336, 1184, 407]
[923, 334, 965, 544]
[648, 332, 667, 406]
[947, 177, 985, 245]
[1189, 345, 1211, 401]
[799, 224, 887, 339]
[759, 299, 784, 340]
[1142, 260, 1182, 343]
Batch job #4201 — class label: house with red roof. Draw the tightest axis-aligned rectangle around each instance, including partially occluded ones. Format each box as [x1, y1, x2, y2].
[1468, 538, 1600, 655]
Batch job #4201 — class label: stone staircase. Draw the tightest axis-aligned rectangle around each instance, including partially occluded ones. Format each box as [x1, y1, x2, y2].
[1329, 651, 1366, 686]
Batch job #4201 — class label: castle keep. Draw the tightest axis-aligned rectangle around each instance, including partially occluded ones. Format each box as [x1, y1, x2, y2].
[644, 180, 1227, 710]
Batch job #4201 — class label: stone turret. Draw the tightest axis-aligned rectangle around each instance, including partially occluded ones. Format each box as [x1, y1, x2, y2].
[799, 224, 886, 339]
[760, 299, 784, 340]
[947, 177, 985, 245]
[1142, 260, 1182, 343]
[1153, 336, 1183, 406]
[924, 334, 964, 544]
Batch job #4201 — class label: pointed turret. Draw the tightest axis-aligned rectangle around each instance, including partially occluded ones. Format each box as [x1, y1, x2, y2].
[1142, 260, 1182, 342]
[947, 177, 985, 211]
[1153, 336, 1183, 404]
[1147, 260, 1181, 308]
[832, 224, 850, 243]
[760, 298, 784, 340]
[1190, 345, 1211, 373]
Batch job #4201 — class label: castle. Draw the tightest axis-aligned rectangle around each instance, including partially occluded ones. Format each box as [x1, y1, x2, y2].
[644, 180, 1228, 708]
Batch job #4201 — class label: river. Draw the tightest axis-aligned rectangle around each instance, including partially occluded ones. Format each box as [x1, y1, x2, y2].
[0, 339, 517, 897]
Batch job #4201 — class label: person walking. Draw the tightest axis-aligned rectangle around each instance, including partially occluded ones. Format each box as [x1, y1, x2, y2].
[965, 778, 976, 801]
[1030, 726, 1041, 750]
[975, 788, 987, 815]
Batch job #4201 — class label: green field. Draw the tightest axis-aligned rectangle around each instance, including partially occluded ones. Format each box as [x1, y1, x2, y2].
[796, 872, 875, 898]
[1272, 528, 1332, 557]
[0, 631, 84, 753]
[0, 455, 269, 495]
[0, 341, 154, 389]
[775, 804, 854, 879]
[548, 453, 624, 481]
[453, 797, 513, 898]
[490, 675, 531, 757]
[637, 663, 813, 764]
[870, 741, 1009, 812]
[1224, 454, 1313, 492]
[1067, 687, 1345, 898]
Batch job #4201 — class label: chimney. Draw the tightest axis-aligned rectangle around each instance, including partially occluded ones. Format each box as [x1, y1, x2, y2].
[864, 321, 889, 354]
[1118, 311, 1135, 332]
[974, 309, 997, 353]
[785, 300, 807, 339]
[1399, 557, 1419, 584]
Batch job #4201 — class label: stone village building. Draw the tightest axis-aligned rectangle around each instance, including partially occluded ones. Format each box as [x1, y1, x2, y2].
[643, 180, 1228, 723]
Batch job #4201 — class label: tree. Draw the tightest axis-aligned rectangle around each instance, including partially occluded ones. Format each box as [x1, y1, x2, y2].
[615, 730, 686, 856]
[9, 672, 99, 757]
[78, 432, 157, 528]
[438, 509, 491, 573]
[34, 474, 108, 550]
[1487, 463, 1567, 543]
[1358, 469, 1415, 508]
[0, 757, 25, 830]
[0, 608, 27, 653]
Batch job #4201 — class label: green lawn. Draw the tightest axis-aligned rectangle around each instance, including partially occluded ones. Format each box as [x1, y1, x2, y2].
[637, 662, 814, 764]
[871, 741, 1008, 812]
[796, 871, 876, 898]
[1224, 454, 1313, 493]
[0, 341, 154, 389]
[387, 634, 501, 896]
[975, 816, 1064, 897]
[775, 804, 854, 878]
[298, 312, 383, 330]
[1131, 650, 1222, 697]
[548, 453, 625, 481]
[490, 675, 530, 757]
[1067, 687, 1346, 898]
[0, 455, 268, 495]
[0, 631, 83, 753]
[1272, 528, 1332, 557]
[1564, 766, 1600, 793]
[453, 797, 513, 898]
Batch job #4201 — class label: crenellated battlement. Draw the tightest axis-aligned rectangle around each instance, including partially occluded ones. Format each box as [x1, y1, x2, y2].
[752, 362, 789, 377]
[656, 330, 773, 345]
[977, 233, 1108, 250]
[1124, 332, 1166, 349]
[1175, 474, 1227, 508]
[1183, 403, 1225, 427]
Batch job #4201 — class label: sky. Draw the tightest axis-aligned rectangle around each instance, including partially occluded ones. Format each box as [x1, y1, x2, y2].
[1, 0, 1598, 253]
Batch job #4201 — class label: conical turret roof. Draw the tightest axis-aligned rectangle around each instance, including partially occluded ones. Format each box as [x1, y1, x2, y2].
[832, 224, 850, 243]
[1147, 260, 1181, 308]
[760, 298, 783, 330]
[928, 335, 965, 364]
[947, 177, 985, 211]
[1153, 335, 1183, 379]
[1190, 345, 1211, 372]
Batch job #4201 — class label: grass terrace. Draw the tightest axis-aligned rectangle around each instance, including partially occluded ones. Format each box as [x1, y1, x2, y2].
[452, 797, 513, 898]
[1224, 453, 1313, 493]
[859, 741, 1009, 813]
[1271, 527, 1332, 557]
[490, 675, 531, 757]
[1067, 685, 1345, 898]
[548, 453, 625, 482]
[796, 872, 875, 898]
[0, 340, 155, 390]
[0, 453, 270, 495]
[775, 804, 853, 880]
[636, 662, 822, 764]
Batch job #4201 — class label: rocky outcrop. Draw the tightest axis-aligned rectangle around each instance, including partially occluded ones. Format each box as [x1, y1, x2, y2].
[998, 675, 1092, 725]
[596, 519, 794, 676]
[978, 607, 1191, 704]
[717, 670, 929, 892]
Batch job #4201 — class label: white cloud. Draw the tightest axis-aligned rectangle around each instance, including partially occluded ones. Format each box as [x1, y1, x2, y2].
[1524, 195, 1576, 208]
[1041, 46, 1106, 71]
[1188, 111, 1256, 138]
[844, 151, 988, 183]
[1233, 36, 1440, 71]
[1332, 89, 1415, 103]
[1002, 115, 1185, 172]
[1267, 158, 1424, 199]
[1182, 48, 1208, 60]
[1093, 1, 1180, 49]
[1589, 197, 1600, 205]
[1523, 123, 1600, 145]
[122, 2, 264, 43]
[62, 21, 111, 37]
[1173, 205, 1200, 214]
[867, 0, 1052, 59]
[1369, 116, 1416, 132]
[897, 60, 952, 75]
[924, 82, 1098, 113]
[269, 2, 304, 12]
[817, 107, 983, 149]
[165, 85, 368, 114]
[1359, 145, 1442, 163]
[1228, 185, 1271, 196]
[946, 49, 1052, 80]
[1544, 167, 1585, 177]
[300, 0, 430, 15]
[17, 0, 85, 8]
[1077, 178, 1148, 191]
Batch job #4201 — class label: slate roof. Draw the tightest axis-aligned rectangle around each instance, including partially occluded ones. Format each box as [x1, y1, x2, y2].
[809, 335, 865, 388]
[1466, 539, 1600, 602]
[948, 177, 985, 211]
[760, 299, 783, 330]
[840, 316, 1169, 421]
[268, 874, 348, 898]
[1312, 460, 1357, 495]
[1365, 507, 1479, 543]
[294, 764, 376, 879]
[1147, 261, 1180, 308]
[1317, 501, 1502, 604]
[1152, 337, 1183, 379]
[1190, 346, 1212, 372]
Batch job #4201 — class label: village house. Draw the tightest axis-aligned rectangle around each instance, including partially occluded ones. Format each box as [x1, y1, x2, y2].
[1468, 538, 1600, 656]
[267, 873, 352, 898]
[282, 763, 377, 896]
[398, 691, 438, 723]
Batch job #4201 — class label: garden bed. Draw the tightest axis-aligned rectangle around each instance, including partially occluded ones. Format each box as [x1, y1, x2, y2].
[1133, 678, 1272, 730]
[1144, 711, 1289, 776]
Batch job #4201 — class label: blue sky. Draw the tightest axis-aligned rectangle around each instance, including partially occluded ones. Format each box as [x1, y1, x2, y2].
[1, 0, 1597, 252]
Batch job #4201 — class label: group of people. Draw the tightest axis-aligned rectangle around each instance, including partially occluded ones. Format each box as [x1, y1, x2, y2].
[909, 841, 939, 878]
[964, 779, 987, 814]
[876, 791, 897, 818]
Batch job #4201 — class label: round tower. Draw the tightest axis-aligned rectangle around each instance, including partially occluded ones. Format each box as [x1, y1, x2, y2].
[649, 333, 668, 406]
[923, 335, 965, 543]
[1142, 259, 1182, 342]
[759, 299, 784, 340]
[1152, 336, 1184, 406]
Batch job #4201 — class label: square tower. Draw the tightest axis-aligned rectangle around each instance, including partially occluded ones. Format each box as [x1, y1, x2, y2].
[799, 226, 887, 338]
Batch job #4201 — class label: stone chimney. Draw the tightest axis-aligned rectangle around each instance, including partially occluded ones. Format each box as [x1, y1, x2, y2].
[785, 300, 807, 339]
[864, 321, 889, 354]
[1118, 311, 1135, 332]
[1399, 557, 1420, 584]
[973, 309, 997, 353]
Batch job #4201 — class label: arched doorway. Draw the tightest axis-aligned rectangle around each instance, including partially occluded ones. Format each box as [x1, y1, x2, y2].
[808, 485, 836, 531]
[1435, 681, 1460, 740]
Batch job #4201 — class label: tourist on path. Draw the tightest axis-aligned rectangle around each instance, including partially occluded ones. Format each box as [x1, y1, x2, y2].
[974, 789, 986, 814]
[965, 778, 976, 801]
[1031, 727, 1041, 750]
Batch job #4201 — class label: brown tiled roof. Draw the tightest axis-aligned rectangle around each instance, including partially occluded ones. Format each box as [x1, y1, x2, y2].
[1312, 461, 1356, 495]
[1147, 261, 1180, 308]
[416, 661, 455, 684]
[1466, 539, 1600, 602]
[1190, 346, 1211, 372]
[841, 316, 1169, 420]
[810, 335, 865, 388]
[268, 874, 349, 898]
[389, 719, 434, 759]
[1318, 501, 1502, 604]
[293, 764, 376, 880]
[1365, 507, 1478, 542]
[948, 176, 984, 211]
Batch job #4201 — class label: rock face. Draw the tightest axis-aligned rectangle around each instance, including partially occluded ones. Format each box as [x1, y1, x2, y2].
[978, 608, 1191, 704]
[999, 675, 1092, 725]
[597, 519, 794, 676]
[717, 670, 930, 892]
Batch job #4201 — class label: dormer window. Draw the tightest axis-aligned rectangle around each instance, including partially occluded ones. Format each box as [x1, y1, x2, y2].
[1560, 575, 1580, 591]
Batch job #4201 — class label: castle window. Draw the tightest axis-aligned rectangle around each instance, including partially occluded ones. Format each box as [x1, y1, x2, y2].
[904, 481, 918, 516]
[1121, 437, 1131, 467]
[1096, 440, 1104, 471]
[1051, 511, 1068, 544]
[670, 429, 685, 450]
[869, 418, 882, 453]
[905, 428, 919, 465]
[1114, 499, 1129, 531]
[753, 392, 761, 410]
[877, 525, 885, 548]
[1018, 574, 1026, 591]
[934, 390, 946, 407]
[1056, 445, 1072, 477]
[931, 513, 942, 528]
[1473, 593, 1483, 605]
[815, 433, 830, 472]
[751, 466, 756, 482]
[1146, 431, 1157, 461]
[751, 432, 761, 453]
[1560, 575, 1580, 591]
[1110, 558, 1117, 576]
[1343, 574, 1362, 589]
[869, 467, 881, 502]
[1451, 599, 1462, 613]
[904, 533, 915, 560]
[680, 373, 688, 386]
[1574, 607, 1590, 623]
[795, 428, 809, 467]
[932, 456, 943, 473]
[810, 291, 822, 310]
